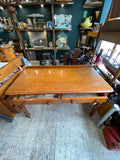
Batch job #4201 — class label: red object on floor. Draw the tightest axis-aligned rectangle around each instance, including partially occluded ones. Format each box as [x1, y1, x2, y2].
[103, 126, 120, 151]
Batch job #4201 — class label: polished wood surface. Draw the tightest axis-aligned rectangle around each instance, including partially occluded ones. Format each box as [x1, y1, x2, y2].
[62, 95, 107, 104]
[13, 97, 60, 105]
[6, 65, 113, 95]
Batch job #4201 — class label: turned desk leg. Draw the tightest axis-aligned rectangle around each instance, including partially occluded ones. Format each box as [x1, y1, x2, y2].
[90, 100, 102, 117]
[20, 103, 31, 118]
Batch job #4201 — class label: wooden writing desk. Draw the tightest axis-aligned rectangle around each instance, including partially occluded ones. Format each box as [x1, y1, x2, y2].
[5, 65, 113, 118]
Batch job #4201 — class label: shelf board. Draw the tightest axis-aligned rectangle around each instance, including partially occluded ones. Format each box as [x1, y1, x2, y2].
[52, 2, 74, 5]
[83, 1, 103, 9]
[2, 1, 74, 7]
[25, 47, 70, 51]
[54, 28, 70, 31]
[0, 28, 71, 33]
[80, 27, 93, 30]
[18, 28, 70, 32]
[56, 47, 70, 50]
[25, 47, 55, 51]
[0, 29, 15, 33]
[19, 28, 53, 32]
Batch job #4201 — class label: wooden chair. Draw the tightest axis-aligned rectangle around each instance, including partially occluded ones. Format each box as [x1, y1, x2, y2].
[64, 53, 70, 65]
[71, 48, 82, 65]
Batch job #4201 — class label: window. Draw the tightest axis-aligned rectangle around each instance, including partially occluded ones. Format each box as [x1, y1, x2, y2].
[112, 44, 120, 64]
[99, 40, 115, 56]
[99, 40, 120, 65]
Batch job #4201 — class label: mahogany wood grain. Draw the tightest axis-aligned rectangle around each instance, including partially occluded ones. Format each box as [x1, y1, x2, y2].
[6, 65, 113, 96]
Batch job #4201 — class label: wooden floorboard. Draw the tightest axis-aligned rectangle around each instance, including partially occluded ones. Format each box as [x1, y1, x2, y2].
[0, 103, 120, 160]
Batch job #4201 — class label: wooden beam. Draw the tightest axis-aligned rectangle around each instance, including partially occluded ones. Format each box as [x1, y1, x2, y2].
[51, 4, 55, 48]
[6, 6, 25, 50]
[90, 39, 100, 64]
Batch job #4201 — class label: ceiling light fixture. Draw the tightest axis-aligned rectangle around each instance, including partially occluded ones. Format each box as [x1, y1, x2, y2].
[0, 6, 4, 10]
[41, 4, 44, 8]
[61, 4, 64, 8]
[19, 5, 22, 9]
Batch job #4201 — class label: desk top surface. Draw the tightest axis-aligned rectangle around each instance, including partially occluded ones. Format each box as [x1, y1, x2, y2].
[6, 65, 113, 95]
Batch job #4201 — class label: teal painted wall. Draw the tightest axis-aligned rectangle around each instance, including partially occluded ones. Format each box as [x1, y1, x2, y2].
[0, 0, 102, 59]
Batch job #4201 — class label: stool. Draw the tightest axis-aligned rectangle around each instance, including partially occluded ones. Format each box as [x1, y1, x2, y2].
[42, 53, 51, 64]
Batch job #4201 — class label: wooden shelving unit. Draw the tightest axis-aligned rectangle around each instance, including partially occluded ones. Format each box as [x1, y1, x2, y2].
[0, 1, 73, 60]
[25, 47, 70, 51]
[56, 47, 70, 50]
[18, 28, 70, 32]
[0, 29, 15, 32]
[83, 1, 103, 9]
[18, 28, 52, 32]
[54, 28, 70, 31]
[25, 47, 55, 51]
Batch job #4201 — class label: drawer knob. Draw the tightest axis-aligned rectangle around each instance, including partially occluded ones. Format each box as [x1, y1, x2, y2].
[47, 101, 50, 105]
[71, 100, 73, 104]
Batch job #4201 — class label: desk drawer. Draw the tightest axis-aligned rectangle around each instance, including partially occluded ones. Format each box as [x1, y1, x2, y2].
[61, 93, 107, 104]
[13, 94, 59, 105]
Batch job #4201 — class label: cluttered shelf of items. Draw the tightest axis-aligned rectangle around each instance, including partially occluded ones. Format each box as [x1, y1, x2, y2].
[0, 1, 73, 57]
[77, 8, 101, 65]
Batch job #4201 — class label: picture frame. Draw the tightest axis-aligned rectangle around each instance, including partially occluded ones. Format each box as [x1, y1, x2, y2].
[28, 31, 47, 47]
[78, 32, 89, 46]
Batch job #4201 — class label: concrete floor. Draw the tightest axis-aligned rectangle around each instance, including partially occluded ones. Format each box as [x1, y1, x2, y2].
[0, 103, 120, 160]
